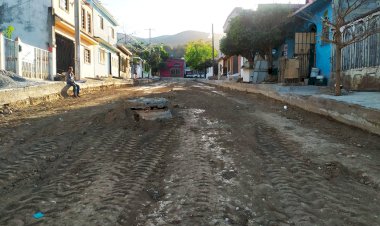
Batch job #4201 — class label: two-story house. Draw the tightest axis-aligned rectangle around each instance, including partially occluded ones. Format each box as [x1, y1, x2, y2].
[54, 0, 98, 77]
[0, 0, 125, 79]
[86, 0, 119, 77]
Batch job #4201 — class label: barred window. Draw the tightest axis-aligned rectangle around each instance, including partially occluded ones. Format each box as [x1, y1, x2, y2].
[84, 48, 91, 64]
[87, 13, 92, 34]
[81, 9, 86, 30]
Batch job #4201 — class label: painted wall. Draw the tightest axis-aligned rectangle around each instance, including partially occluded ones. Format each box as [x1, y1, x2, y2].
[80, 44, 95, 78]
[313, 4, 333, 78]
[90, 2, 117, 45]
[0, 0, 52, 50]
[160, 58, 185, 77]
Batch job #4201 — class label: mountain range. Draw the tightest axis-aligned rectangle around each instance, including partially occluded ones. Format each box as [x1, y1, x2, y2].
[118, 30, 224, 50]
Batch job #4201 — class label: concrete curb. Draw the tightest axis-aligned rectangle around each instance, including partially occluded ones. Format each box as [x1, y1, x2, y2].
[0, 79, 134, 106]
[203, 80, 380, 136]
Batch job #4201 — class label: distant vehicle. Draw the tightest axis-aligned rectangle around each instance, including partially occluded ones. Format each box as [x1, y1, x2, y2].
[185, 70, 194, 78]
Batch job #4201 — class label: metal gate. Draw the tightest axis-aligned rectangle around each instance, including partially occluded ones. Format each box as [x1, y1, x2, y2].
[4, 38, 17, 73]
[20, 42, 49, 79]
[294, 33, 316, 79]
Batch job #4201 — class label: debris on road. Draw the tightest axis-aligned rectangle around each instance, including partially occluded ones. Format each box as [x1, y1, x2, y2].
[129, 97, 172, 120]
[33, 212, 44, 219]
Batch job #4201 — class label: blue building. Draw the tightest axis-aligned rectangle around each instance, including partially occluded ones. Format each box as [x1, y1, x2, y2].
[278, 0, 380, 89]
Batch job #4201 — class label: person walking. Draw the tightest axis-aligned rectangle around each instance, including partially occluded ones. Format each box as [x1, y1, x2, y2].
[66, 66, 80, 97]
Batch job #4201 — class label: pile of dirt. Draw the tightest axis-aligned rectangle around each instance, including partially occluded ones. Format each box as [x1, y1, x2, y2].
[0, 70, 41, 89]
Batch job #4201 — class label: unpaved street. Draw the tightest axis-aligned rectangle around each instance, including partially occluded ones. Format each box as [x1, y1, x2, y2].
[0, 80, 379, 226]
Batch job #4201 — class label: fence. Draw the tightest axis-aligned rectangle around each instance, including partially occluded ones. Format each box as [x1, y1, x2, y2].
[0, 34, 50, 80]
[342, 12, 380, 70]
[20, 42, 49, 79]
[4, 38, 17, 73]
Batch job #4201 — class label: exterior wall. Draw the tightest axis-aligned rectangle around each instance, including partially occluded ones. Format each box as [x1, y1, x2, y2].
[94, 45, 107, 77]
[341, 11, 380, 91]
[80, 44, 95, 77]
[89, 0, 117, 45]
[313, 4, 333, 79]
[110, 51, 118, 77]
[53, 0, 75, 26]
[0, 0, 52, 50]
[160, 58, 185, 78]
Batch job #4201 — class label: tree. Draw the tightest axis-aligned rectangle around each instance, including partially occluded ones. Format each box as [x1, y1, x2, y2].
[220, 6, 292, 64]
[141, 45, 169, 75]
[3, 25, 14, 39]
[322, 0, 380, 95]
[184, 40, 217, 72]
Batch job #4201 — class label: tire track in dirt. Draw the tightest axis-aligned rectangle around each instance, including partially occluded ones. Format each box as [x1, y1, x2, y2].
[143, 109, 231, 226]
[0, 125, 124, 225]
[100, 120, 181, 225]
[252, 123, 380, 225]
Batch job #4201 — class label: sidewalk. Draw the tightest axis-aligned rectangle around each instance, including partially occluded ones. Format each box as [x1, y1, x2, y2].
[203, 80, 380, 136]
[0, 77, 135, 106]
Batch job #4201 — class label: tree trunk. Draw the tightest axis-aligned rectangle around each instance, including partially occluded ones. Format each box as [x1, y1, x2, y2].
[335, 32, 342, 96]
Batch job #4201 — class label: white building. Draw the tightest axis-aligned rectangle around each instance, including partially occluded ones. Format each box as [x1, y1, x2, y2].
[0, 0, 125, 80]
[87, 0, 119, 78]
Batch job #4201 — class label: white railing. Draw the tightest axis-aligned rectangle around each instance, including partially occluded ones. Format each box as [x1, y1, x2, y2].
[0, 34, 50, 80]
[20, 42, 49, 79]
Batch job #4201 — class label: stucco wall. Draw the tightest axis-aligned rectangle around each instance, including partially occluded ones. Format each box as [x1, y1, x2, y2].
[0, 0, 51, 50]
[313, 4, 332, 79]
[91, 6, 117, 45]
[343, 67, 380, 91]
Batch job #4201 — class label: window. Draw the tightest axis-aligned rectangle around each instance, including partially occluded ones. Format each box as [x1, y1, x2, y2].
[99, 16, 104, 30]
[170, 68, 181, 77]
[84, 48, 91, 64]
[59, 0, 69, 11]
[111, 28, 114, 39]
[81, 8, 86, 30]
[87, 13, 92, 33]
[99, 49, 106, 64]
[322, 17, 330, 43]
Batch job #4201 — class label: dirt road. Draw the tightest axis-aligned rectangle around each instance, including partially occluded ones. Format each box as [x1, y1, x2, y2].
[0, 80, 379, 226]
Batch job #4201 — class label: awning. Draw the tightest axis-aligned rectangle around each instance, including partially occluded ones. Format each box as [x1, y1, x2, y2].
[94, 37, 120, 53]
[55, 18, 98, 46]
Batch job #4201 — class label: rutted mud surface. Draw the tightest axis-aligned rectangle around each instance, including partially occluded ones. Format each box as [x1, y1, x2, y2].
[0, 81, 379, 225]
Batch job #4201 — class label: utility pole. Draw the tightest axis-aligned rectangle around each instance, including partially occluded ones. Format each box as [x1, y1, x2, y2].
[145, 28, 154, 78]
[74, 0, 81, 79]
[145, 28, 154, 45]
[212, 24, 215, 78]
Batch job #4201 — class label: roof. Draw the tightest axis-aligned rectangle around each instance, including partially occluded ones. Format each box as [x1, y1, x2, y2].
[94, 37, 120, 53]
[87, 0, 119, 26]
[291, 0, 331, 17]
[117, 44, 133, 56]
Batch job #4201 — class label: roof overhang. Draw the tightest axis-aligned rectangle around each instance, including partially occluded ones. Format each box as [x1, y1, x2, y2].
[117, 44, 132, 56]
[55, 17, 98, 45]
[94, 37, 120, 53]
[291, 0, 331, 18]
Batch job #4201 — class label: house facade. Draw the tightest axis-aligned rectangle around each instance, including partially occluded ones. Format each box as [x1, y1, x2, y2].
[287, 0, 379, 89]
[0, 0, 131, 80]
[87, 0, 119, 78]
[160, 58, 185, 78]
[222, 8, 246, 78]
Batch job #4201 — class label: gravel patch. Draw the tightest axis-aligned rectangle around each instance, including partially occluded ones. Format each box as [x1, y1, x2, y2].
[0, 70, 43, 90]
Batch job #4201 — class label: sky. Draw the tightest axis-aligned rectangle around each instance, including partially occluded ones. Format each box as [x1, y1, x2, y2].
[100, 0, 306, 38]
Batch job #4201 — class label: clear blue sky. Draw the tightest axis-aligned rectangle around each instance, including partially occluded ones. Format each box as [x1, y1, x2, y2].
[101, 0, 305, 38]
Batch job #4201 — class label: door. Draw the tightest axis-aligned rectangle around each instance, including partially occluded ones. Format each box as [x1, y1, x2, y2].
[56, 34, 75, 74]
[108, 53, 112, 75]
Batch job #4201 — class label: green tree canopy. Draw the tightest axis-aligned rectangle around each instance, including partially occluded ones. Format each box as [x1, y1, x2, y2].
[220, 6, 292, 62]
[184, 40, 217, 71]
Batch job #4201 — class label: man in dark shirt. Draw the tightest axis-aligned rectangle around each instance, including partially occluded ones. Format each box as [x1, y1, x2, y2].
[66, 66, 80, 97]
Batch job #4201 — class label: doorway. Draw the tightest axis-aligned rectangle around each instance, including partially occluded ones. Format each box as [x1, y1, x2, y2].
[56, 34, 75, 74]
